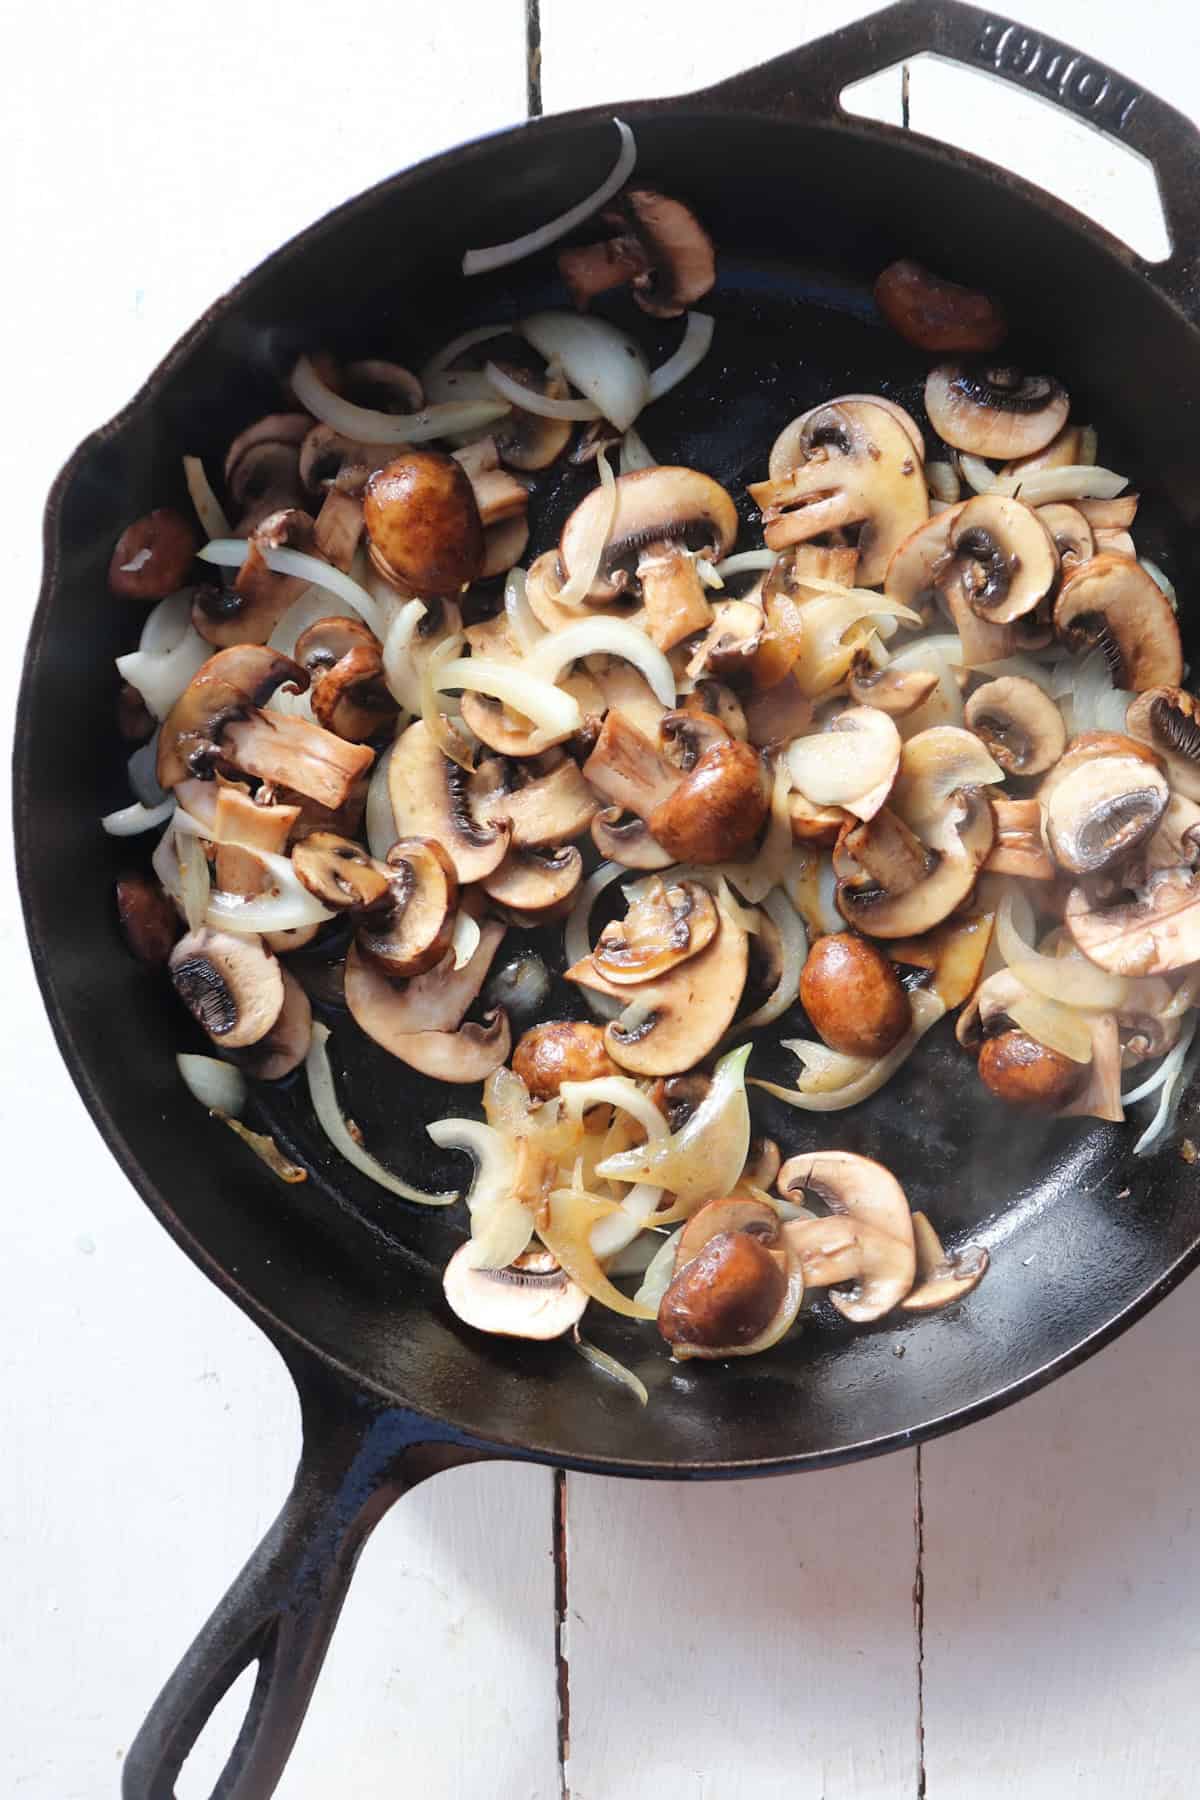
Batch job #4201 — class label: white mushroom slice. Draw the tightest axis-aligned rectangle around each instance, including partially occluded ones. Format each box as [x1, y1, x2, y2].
[884, 504, 963, 613]
[985, 796, 1055, 880]
[443, 1244, 588, 1339]
[785, 706, 901, 822]
[241, 970, 313, 1080]
[169, 928, 285, 1050]
[343, 922, 506, 1042]
[836, 791, 995, 938]
[748, 404, 928, 586]
[558, 466, 737, 606]
[942, 493, 1058, 623]
[1125, 689, 1200, 801]
[1066, 871, 1200, 977]
[1000, 422, 1094, 478]
[925, 363, 1069, 458]
[593, 878, 718, 985]
[1040, 754, 1169, 876]
[481, 847, 583, 918]
[890, 726, 1005, 835]
[965, 677, 1066, 776]
[472, 754, 599, 850]
[899, 1213, 989, 1313]
[1038, 502, 1095, 567]
[388, 719, 510, 884]
[684, 599, 764, 687]
[1054, 555, 1183, 691]
[768, 395, 925, 478]
[847, 655, 939, 719]
[591, 808, 674, 869]
[780, 1215, 863, 1288]
[777, 1150, 915, 1322]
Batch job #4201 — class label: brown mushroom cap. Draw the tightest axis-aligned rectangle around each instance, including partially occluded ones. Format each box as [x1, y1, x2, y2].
[109, 509, 200, 601]
[1040, 753, 1169, 876]
[169, 928, 285, 1050]
[648, 739, 769, 864]
[978, 1029, 1085, 1109]
[482, 846, 584, 920]
[965, 676, 1067, 775]
[559, 466, 738, 606]
[925, 362, 1070, 458]
[364, 451, 484, 594]
[388, 720, 510, 884]
[116, 872, 180, 965]
[675, 1196, 782, 1267]
[1125, 689, 1200, 801]
[443, 1244, 588, 1340]
[512, 1019, 616, 1100]
[658, 1232, 790, 1354]
[614, 188, 716, 317]
[874, 260, 1007, 354]
[1054, 554, 1183, 691]
[943, 493, 1059, 623]
[800, 932, 912, 1058]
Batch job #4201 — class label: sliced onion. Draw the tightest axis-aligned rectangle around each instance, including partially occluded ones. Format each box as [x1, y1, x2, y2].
[291, 354, 509, 448]
[101, 796, 175, 836]
[997, 890, 1127, 1010]
[889, 632, 965, 668]
[773, 1039, 871, 1096]
[539, 1187, 657, 1319]
[366, 738, 399, 859]
[116, 594, 211, 719]
[620, 426, 657, 474]
[308, 1024, 456, 1204]
[451, 911, 481, 971]
[421, 633, 474, 770]
[564, 861, 626, 1020]
[177, 1053, 247, 1118]
[504, 567, 544, 655]
[435, 655, 582, 737]
[1141, 558, 1176, 608]
[995, 466, 1128, 505]
[529, 611, 675, 707]
[633, 1226, 685, 1310]
[597, 1045, 751, 1211]
[1133, 1012, 1199, 1155]
[485, 361, 601, 421]
[1069, 646, 1134, 734]
[694, 557, 724, 590]
[268, 585, 341, 658]
[926, 460, 961, 504]
[1008, 989, 1096, 1063]
[520, 313, 649, 433]
[178, 826, 212, 931]
[198, 538, 385, 638]
[382, 598, 430, 714]
[971, 653, 1061, 693]
[645, 311, 714, 404]
[782, 848, 843, 939]
[421, 323, 510, 385]
[573, 1328, 649, 1405]
[183, 454, 231, 539]
[754, 989, 946, 1111]
[958, 453, 997, 494]
[716, 550, 775, 579]
[127, 735, 167, 807]
[560, 1076, 669, 1144]
[732, 889, 807, 1036]
[207, 850, 333, 935]
[462, 119, 636, 276]
[723, 759, 792, 904]
[428, 1117, 533, 1267]
[589, 1182, 664, 1262]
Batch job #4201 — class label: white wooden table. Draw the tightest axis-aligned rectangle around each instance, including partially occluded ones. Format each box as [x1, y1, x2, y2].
[3, 4, 1199, 1795]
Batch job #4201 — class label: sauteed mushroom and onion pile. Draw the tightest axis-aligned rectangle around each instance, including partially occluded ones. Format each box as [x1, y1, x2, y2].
[102, 124, 1200, 1399]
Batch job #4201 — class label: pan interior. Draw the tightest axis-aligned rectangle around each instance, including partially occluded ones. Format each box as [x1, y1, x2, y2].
[20, 107, 1200, 1471]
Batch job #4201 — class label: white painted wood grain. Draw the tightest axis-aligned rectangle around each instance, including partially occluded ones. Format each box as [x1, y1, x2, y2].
[562, 1466, 920, 1800]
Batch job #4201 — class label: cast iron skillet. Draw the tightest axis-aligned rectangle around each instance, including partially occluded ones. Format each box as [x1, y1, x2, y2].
[16, 2, 1200, 1794]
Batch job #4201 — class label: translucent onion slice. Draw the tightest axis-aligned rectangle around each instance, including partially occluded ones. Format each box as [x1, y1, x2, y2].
[206, 850, 334, 935]
[291, 354, 509, 448]
[994, 466, 1128, 504]
[589, 1182, 664, 1261]
[183, 454, 231, 539]
[1133, 1012, 1199, 1155]
[1008, 990, 1096, 1064]
[177, 1053, 247, 1118]
[421, 323, 510, 385]
[178, 826, 212, 931]
[485, 361, 601, 420]
[116, 590, 211, 720]
[427, 1116, 533, 1268]
[634, 1226, 686, 1310]
[645, 311, 714, 404]
[731, 889, 807, 1036]
[971, 653, 1061, 693]
[958, 453, 996, 494]
[1140, 558, 1176, 608]
[596, 1045, 751, 1210]
[560, 1076, 669, 1144]
[754, 989, 946, 1111]
[199, 539, 386, 638]
[549, 449, 619, 610]
[504, 567, 544, 655]
[1069, 646, 1134, 734]
[434, 655, 582, 737]
[620, 426, 657, 474]
[774, 1039, 872, 1096]
[539, 1187, 657, 1319]
[269, 585, 346, 657]
[101, 797, 176, 836]
[420, 634, 474, 771]
[127, 735, 167, 807]
[382, 599, 429, 714]
[997, 890, 1127, 1011]
[520, 314, 649, 432]
[573, 1328, 649, 1405]
[564, 861, 627, 1021]
[365, 737, 399, 860]
[462, 118, 636, 276]
[722, 759, 793, 904]
[715, 550, 775, 579]
[308, 1024, 456, 1204]
[451, 911, 481, 971]
[528, 612, 675, 707]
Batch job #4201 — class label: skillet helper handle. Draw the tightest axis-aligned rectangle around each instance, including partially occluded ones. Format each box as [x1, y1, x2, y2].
[121, 1370, 490, 1800]
[690, 0, 1200, 313]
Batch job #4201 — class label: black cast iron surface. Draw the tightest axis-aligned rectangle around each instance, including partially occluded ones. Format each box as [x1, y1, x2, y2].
[15, 4, 1200, 1795]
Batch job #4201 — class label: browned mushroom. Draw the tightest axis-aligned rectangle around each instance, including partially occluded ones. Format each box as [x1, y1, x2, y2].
[115, 871, 180, 966]
[874, 260, 1007, 353]
[1038, 744, 1168, 876]
[512, 1019, 617, 1100]
[940, 494, 1059, 623]
[169, 928, 285, 1049]
[294, 616, 398, 742]
[109, 510, 199, 601]
[1125, 689, 1200, 801]
[977, 1029, 1085, 1109]
[649, 739, 769, 865]
[557, 187, 715, 316]
[964, 677, 1066, 775]
[799, 932, 912, 1058]
[388, 720, 510, 884]
[364, 451, 484, 594]
[472, 753, 598, 850]
[192, 509, 318, 648]
[291, 833, 391, 911]
[593, 878, 719, 986]
[355, 837, 459, 978]
[925, 363, 1069, 458]
[1054, 555, 1183, 691]
[482, 846, 584, 921]
[984, 796, 1055, 880]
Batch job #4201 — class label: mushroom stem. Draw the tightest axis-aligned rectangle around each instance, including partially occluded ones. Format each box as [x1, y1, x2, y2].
[636, 542, 713, 650]
[223, 712, 374, 811]
[582, 710, 680, 818]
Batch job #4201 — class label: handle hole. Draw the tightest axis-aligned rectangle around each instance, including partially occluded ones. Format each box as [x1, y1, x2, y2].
[841, 52, 1170, 263]
[176, 1662, 259, 1800]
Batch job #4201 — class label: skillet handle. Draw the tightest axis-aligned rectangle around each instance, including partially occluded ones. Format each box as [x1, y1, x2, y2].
[121, 1362, 493, 1800]
[688, 0, 1200, 314]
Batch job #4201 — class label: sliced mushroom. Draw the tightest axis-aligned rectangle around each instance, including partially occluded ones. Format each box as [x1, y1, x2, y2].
[985, 796, 1055, 879]
[788, 790, 852, 847]
[799, 932, 912, 1057]
[568, 910, 748, 1077]
[741, 1137, 782, 1190]
[344, 919, 506, 1042]
[965, 677, 1066, 775]
[1038, 503, 1095, 567]
[836, 791, 994, 938]
[582, 711, 679, 820]
[899, 1213, 989, 1312]
[1077, 495, 1139, 530]
[1057, 1011, 1123, 1122]
[472, 753, 599, 850]
[925, 363, 1069, 458]
[1065, 870, 1200, 976]
[659, 708, 729, 774]
[298, 424, 379, 498]
[364, 451, 484, 594]
[292, 832, 392, 911]
[443, 1244, 588, 1339]
[1040, 753, 1168, 876]
[836, 806, 932, 897]
[557, 186, 715, 317]
[848, 653, 939, 718]
[240, 970, 313, 1080]
[310, 486, 365, 574]
[776, 1150, 915, 1323]
[388, 720, 510, 883]
[884, 505, 963, 615]
[1132, 793, 1200, 881]
[889, 724, 1003, 832]
[744, 675, 816, 749]
[941, 493, 1058, 623]
[1000, 423, 1094, 479]
[674, 1196, 782, 1267]
[874, 260, 1007, 353]
[369, 1011, 511, 1082]
[356, 837, 458, 978]
[593, 878, 718, 986]
[684, 682, 748, 742]
[750, 403, 928, 586]
[785, 706, 901, 823]
[649, 739, 770, 865]
[686, 599, 764, 688]
[1125, 689, 1200, 801]
[453, 437, 531, 527]
[1054, 554, 1183, 691]
[294, 616, 398, 744]
[169, 928, 285, 1050]
[225, 414, 311, 499]
[482, 845, 584, 920]
[558, 466, 737, 609]
[192, 512, 316, 648]
[512, 1020, 616, 1100]
[591, 808, 674, 869]
[780, 1215, 864, 1289]
[524, 549, 638, 634]
[109, 509, 199, 601]
[482, 515, 532, 580]
[768, 396, 926, 480]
